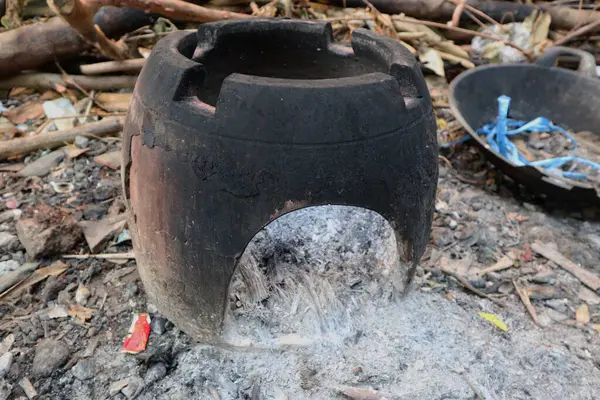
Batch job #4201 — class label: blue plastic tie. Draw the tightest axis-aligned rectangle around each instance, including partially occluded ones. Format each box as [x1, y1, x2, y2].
[444, 95, 600, 181]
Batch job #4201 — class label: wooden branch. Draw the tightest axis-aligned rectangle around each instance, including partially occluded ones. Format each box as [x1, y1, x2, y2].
[513, 280, 538, 325]
[0, 118, 124, 159]
[316, 0, 600, 30]
[554, 18, 600, 45]
[440, 266, 505, 307]
[449, 0, 466, 27]
[0, 7, 152, 78]
[0, 73, 136, 90]
[80, 58, 145, 75]
[328, 15, 533, 60]
[83, 0, 251, 23]
[532, 241, 600, 292]
[48, 0, 128, 59]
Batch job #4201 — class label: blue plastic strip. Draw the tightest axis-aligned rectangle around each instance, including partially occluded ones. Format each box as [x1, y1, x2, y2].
[450, 95, 600, 181]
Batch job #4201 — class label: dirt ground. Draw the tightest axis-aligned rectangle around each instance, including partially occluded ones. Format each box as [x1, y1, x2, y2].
[1, 111, 600, 399]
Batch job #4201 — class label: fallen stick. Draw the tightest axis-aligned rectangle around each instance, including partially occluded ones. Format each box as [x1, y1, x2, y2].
[0, 262, 38, 295]
[49, 0, 250, 59]
[531, 241, 600, 292]
[440, 266, 505, 306]
[328, 15, 532, 59]
[475, 254, 514, 276]
[513, 280, 538, 325]
[0, 7, 152, 78]
[80, 58, 145, 75]
[317, 0, 600, 30]
[554, 18, 600, 45]
[0, 73, 136, 90]
[0, 117, 124, 160]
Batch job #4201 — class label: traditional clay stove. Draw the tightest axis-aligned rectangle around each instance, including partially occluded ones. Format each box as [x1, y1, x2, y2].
[122, 18, 438, 342]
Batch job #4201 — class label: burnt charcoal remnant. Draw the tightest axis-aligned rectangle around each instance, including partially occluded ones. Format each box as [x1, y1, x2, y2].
[122, 18, 438, 342]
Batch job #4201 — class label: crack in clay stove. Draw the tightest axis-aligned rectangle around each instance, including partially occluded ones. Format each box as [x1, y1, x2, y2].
[135, 206, 600, 400]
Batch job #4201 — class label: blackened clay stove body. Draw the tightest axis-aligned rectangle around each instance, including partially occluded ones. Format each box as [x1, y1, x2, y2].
[122, 19, 438, 342]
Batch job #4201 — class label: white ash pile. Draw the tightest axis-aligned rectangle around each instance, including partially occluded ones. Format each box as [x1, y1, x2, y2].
[224, 205, 402, 347]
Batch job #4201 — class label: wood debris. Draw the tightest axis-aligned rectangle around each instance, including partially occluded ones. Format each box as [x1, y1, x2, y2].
[532, 241, 600, 292]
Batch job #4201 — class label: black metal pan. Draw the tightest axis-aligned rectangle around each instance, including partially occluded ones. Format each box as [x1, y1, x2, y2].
[449, 47, 600, 205]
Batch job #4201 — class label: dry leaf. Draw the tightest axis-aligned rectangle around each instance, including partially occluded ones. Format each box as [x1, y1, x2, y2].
[527, 10, 551, 46]
[3, 100, 44, 124]
[419, 47, 445, 77]
[437, 50, 475, 69]
[478, 312, 508, 332]
[1, 261, 65, 299]
[63, 144, 90, 159]
[95, 93, 132, 112]
[68, 304, 94, 323]
[576, 304, 590, 324]
[0, 116, 19, 139]
[93, 151, 122, 170]
[79, 213, 128, 252]
[433, 41, 470, 59]
[45, 305, 69, 319]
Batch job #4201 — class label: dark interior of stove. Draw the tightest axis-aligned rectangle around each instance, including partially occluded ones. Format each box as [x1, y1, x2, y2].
[180, 30, 389, 106]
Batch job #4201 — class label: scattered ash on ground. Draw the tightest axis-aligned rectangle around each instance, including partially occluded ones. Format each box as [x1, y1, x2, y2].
[1, 139, 600, 399]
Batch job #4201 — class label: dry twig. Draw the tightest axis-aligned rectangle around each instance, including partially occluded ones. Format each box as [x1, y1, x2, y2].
[0, 73, 136, 91]
[0, 118, 124, 159]
[513, 280, 538, 324]
[327, 15, 534, 60]
[554, 18, 600, 45]
[440, 266, 505, 306]
[80, 58, 145, 75]
[532, 241, 600, 292]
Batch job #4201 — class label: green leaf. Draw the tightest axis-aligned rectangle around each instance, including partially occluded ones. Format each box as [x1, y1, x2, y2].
[478, 312, 508, 332]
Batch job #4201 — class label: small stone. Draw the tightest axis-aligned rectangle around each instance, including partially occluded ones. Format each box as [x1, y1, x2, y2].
[57, 290, 72, 305]
[546, 308, 568, 322]
[529, 285, 561, 300]
[0, 209, 21, 223]
[18, 150, 65, 177]
[486, 272, 502, 282]
[121, 377, 143, 399]
[0, 378, 12, 400]
[93, 179, 120, 201]
[75, 286, 91, 306]
[147, 303, 159, 314]
[469, 278, 486, 289]
[531, 270, 555, 284]
[71, 359, 94, 381]
[74, 136, 90, 149]
[0, 260, 20, 276]
[32, 339, 70, 378]
[151, 316, 168, 335]
[82, 204, 107, 221]
[0, 352, 13, 378]
[471, 202, 484, 211]
[497, 282, 513, 294]
[11, 251, 24, 264]
[545, 299, 568, 313]
[123, 283, 138, 299]
[144, 363, 167, 385]
[109, 379, 129, 396]
[431, 227, 454, 247]
[0, 233, 18, 251]
[447, 220, 458, 230]
[16, 216, 83, 259]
